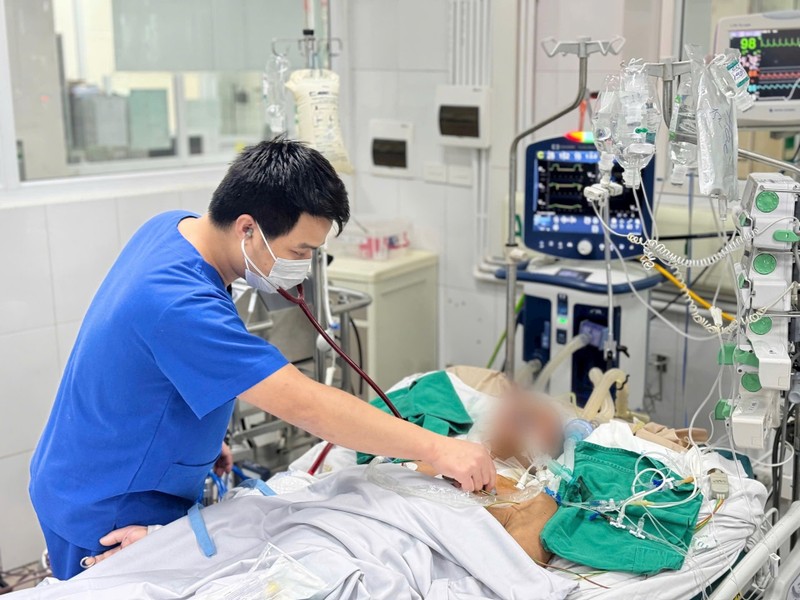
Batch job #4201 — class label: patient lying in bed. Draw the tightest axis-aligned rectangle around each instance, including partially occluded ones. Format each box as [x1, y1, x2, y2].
[292, 366, 715, 568]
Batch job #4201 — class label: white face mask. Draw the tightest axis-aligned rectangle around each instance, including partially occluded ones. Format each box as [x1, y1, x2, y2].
[241, 224, 311, 293]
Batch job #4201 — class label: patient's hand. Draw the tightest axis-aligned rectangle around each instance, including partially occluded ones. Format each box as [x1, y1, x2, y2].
[215, 441, 234, 476]
[83, 525, 149, 567]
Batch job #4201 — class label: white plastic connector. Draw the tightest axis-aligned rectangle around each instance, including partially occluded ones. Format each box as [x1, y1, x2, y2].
[709, 470, 729, 499]
[710, 306, 723, 328]
[584, 184, 609, 206]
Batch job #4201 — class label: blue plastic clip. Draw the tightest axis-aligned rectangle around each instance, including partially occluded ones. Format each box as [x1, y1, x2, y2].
[544, 487, 562, 505]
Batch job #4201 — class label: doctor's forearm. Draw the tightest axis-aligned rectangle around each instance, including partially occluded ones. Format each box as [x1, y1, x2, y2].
[303, 387, 442, 461]
[240, 365, 441, 463]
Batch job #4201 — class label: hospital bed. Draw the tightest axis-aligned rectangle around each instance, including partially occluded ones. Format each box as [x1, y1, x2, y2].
[10, 369, 783, 600]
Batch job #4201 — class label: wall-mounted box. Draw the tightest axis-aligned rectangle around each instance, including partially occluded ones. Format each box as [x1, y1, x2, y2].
[435, 85, 491, 148]
[370, 119, 413, 178]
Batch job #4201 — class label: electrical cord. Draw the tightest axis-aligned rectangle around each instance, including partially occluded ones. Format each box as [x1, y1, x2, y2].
[632, 230, 754, 270]
[487, 295, 525, 369]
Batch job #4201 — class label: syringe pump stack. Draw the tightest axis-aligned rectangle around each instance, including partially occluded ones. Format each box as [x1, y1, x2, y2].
[727, 173, 800, 449]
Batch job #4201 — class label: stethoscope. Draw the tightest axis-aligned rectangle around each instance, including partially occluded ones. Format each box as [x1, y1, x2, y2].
[277, 283, 404, 475]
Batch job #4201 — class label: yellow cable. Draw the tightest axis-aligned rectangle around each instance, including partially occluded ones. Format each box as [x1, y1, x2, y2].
[652, 263, 734, 322]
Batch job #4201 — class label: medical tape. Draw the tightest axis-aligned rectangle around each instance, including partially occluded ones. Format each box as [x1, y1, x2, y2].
[188, 503, 217, 558]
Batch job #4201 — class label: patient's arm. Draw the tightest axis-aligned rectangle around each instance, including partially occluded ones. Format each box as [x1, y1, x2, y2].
[486, 476, 557, 564]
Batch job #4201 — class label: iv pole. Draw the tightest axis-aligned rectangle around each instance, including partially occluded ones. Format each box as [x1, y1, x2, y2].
[503, 36, 624, 378]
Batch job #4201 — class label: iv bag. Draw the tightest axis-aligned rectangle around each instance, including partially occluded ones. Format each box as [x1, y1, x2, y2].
[592, 74, 620, 156]
[263, 54, 291, 135]
[610, 60, 660, 187]
[286, 69, 354, 174]
[688, 44, 738, 204]
[668, 75, 697, 185]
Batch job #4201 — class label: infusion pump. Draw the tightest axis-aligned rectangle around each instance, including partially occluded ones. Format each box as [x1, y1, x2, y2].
[727, 173, 800, 449]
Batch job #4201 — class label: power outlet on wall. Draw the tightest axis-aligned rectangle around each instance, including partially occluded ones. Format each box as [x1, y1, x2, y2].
[447, 165, 473, 187]
[423, 162, 448, 184]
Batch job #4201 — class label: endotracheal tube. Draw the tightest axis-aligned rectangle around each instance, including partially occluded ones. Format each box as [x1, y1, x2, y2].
[547, 418, 594, 486]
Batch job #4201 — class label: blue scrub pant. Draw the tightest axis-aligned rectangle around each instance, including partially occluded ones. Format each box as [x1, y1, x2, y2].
[40, 524, 96, 580]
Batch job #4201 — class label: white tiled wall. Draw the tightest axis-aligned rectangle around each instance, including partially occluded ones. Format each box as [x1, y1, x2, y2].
[338, 0, 663, 369]
[0, 182, 217, 568]
[338, 0, 513, 369]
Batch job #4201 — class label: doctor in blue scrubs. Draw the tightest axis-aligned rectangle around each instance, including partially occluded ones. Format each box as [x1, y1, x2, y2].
[29, 139, 497, 579]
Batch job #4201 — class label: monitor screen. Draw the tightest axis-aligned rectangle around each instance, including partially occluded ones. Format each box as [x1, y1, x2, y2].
[532, 149, 643, 237]
[729, 27, 800, 101]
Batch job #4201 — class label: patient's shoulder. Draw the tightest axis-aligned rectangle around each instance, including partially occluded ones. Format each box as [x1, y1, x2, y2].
[486, 477, 557, 565]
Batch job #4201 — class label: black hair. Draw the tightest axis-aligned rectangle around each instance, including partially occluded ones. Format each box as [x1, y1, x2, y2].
[208, 137, 349, 239]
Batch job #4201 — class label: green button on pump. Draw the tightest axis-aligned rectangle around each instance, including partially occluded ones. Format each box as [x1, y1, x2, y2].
[753, 253, 777, 275]
[750, 316, 773, 335]
[734, 348, 759, 367]
[774, 230, 800, 243]
[755, 190, 779, 213]
[714, 399, 733, 420]
[741, 372, 762, 393]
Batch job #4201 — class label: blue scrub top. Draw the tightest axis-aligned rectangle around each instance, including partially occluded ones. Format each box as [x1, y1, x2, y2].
[30, 210, 288, 550]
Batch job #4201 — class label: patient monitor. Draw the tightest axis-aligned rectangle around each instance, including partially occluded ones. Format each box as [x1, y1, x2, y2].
[715, 11, 800, 127]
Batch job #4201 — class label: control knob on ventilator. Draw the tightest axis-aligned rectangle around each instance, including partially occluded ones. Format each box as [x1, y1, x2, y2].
[577, 239, 593, 256]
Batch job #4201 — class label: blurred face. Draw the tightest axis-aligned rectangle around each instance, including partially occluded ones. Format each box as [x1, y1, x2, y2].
[488, 386, 564, 463]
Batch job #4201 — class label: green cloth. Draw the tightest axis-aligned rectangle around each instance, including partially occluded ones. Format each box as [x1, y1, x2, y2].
[540, 441, 703, 575]
[356, 371, 473, 464]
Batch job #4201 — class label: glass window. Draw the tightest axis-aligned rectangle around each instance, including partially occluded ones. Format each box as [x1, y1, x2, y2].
[3, 0, 312, 181]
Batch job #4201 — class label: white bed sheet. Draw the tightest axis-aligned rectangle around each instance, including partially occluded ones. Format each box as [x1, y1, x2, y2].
[11, 467, 577, 600]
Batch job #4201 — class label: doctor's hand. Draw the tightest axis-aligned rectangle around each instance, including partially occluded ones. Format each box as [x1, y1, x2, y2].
[83, 525, 149, 567]
[214, 441, 233, 476]
[428, 437, 496, 493]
